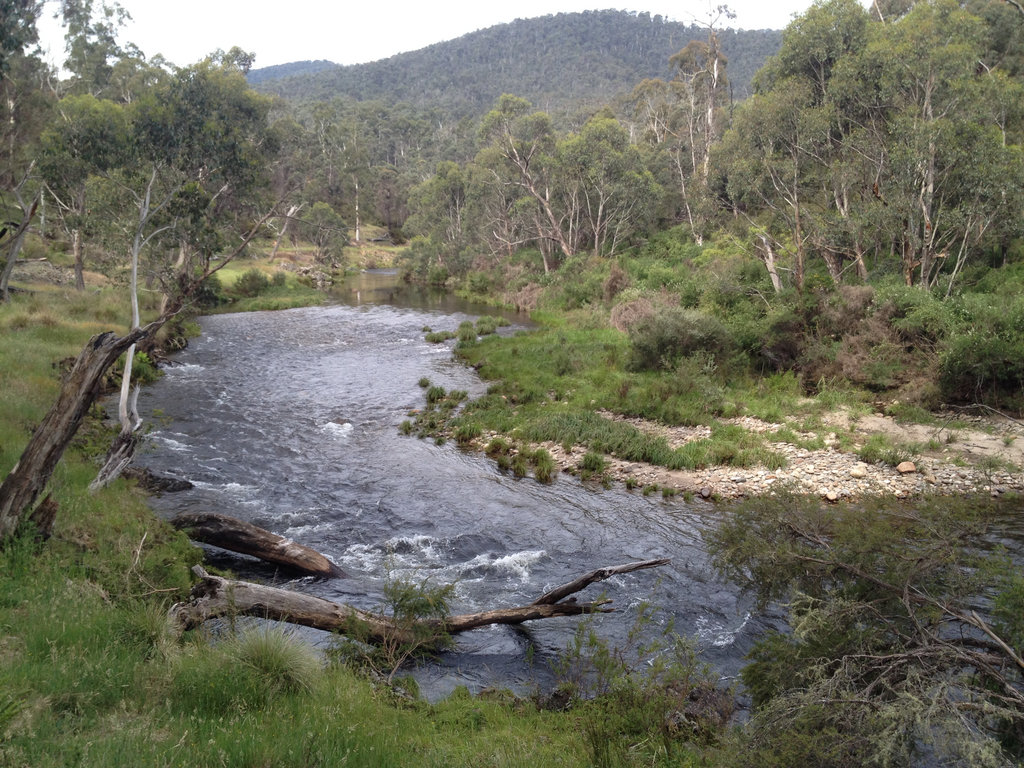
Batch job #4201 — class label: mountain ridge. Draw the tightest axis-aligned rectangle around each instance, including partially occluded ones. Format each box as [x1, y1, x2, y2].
[249, 10, 782, 117]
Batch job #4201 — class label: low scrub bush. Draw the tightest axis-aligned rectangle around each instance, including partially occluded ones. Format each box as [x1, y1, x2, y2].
[425, 330, 456, 343]
[232, 268, 271, 298]
[334, 571, 454, 684]
[627, 306, 731, 372]
[580, 450, 607, 478]
[474, 315, 509, 335]
[453, 421, 482, 445]
[939, 293, 1024, 408]
[857, 434, 912, 466]
[553, 605, 732, 767]
[193, 273, 225, 308]
[529, 447, 558, 483]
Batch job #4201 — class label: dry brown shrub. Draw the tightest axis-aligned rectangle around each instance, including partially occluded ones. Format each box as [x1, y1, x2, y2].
[818, 284, 875, 337]
[835, 313, 909, 391]
[603, 263, 631, 302]
[610, 296, 655, 333]
[504, 282, 543, 312]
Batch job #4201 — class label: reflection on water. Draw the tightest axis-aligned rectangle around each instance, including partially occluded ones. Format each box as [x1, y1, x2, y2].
[136, 273, 770, 699]
[332, 269, 527, 322]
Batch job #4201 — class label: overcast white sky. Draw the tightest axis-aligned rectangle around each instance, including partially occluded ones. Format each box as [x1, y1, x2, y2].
[36, 1, 829, 71]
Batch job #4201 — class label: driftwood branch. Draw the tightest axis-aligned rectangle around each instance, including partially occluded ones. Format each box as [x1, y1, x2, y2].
[531, 558, 669, 605]
[170, 565, 396, 639]
[168, 559, 671, 642]
[171, 512, 345, 578]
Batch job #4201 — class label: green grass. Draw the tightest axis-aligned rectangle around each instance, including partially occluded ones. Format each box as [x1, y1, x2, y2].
[446, 322, 800, 476]
[857, 434, 914, 467]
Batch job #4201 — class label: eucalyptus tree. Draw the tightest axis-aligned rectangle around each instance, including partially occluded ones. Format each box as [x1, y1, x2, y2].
[857, 0, 1023, 289]
[85, 57, 278, 488]
[404, 161, 469, 272]
[38, 93, 130, 289]
[0, 0, 40, 75]
[265, 116, 313, 259]
[307, 100, 372, 241]
[478, 94, 574, 266]
[620, 10, 731, 246]
[300, 201, 347, 268]
[719, 0, 1024, 292]
[59, 0, 137, 98]
[724, 0, 871, 289]
[555, 116, 661, 257]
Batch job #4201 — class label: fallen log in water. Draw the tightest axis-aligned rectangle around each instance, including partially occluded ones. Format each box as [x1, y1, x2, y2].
[171, 512, 345, 578]
[168, 558, 670, 642]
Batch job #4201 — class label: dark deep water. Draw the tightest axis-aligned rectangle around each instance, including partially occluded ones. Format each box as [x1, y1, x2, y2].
[135, 272, 772, 699]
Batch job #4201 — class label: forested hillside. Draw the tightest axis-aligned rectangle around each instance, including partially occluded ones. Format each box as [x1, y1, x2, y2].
[246, 59, 336, 84]
[252, 10, 782, 119]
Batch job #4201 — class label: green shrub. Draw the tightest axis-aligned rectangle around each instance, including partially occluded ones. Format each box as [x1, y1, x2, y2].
[627, 306, 731, 372]
[580, 450, 606, 478]
[857, 434, 912, 466]
[193, 273, 225, 307]
[511, 452, 530, 478]
[554, 605, 731, 766]
[134, 351, 161, 383]
[333, 571, 453, 684]
[475, 315, 508, 336]
[233, 268, 271, 298]
[454, 422, 482, 445]
[427, 265, 449, 286]
[457, 321, 478, 343]
[485, 437, 512, 458]
[939, 293, 1024, 407]
[231, 626, 321, 695]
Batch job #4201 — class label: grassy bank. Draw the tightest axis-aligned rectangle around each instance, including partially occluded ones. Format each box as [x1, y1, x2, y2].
[398, 228, 1024, 495]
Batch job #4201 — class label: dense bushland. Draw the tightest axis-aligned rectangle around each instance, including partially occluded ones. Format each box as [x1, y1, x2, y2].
[454, 226, 1024, 413]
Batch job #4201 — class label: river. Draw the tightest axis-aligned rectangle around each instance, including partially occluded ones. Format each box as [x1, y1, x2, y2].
[135, 271, 771, 699]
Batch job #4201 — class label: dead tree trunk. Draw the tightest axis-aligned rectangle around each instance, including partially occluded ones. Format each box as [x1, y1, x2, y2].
[269, 204, 303, 261]
[171, 512, 345, 578]
[757, 234, 784, 294]
[0, 190, 40, 303]
[0, 323, 157, 539]
[168, 559, 670, 641]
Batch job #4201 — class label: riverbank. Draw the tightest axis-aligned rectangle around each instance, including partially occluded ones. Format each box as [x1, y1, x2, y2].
[420, 316, 1024, 504]
[539, 409, 1024, 501]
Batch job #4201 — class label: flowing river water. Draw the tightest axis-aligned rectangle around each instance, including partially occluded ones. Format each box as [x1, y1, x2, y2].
[135, 271, 773, 699]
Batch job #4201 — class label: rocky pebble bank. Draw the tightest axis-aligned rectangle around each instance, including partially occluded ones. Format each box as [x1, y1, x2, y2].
[497, 411, 1024, 502]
